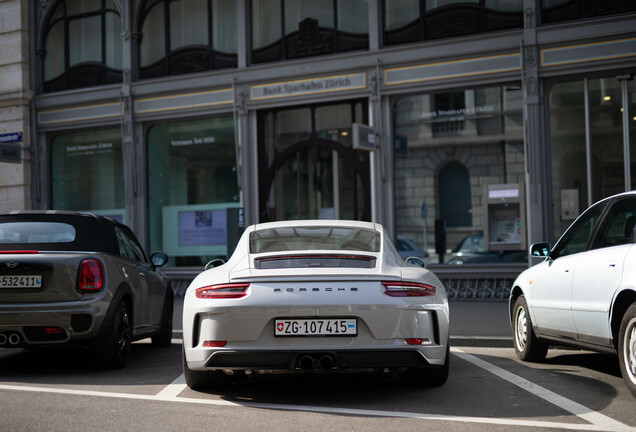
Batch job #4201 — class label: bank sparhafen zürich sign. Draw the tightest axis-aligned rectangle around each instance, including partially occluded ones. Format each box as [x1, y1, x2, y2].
[0, 132, 22, 163]
[250, 73, 366, 100]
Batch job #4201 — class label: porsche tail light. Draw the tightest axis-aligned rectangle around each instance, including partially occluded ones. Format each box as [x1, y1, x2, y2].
[382, 281, 436, 297]
[78, 259, 104, 292]
[202, 340, 227, 347]
[196, 283, 250, 299]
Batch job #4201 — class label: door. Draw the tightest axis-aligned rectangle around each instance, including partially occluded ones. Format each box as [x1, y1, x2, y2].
[571, 196, 636, 345]
[258, 101, 370, 222]
[530, 199, 608, 337]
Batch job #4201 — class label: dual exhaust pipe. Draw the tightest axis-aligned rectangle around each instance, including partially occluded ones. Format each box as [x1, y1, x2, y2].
[0, 332, 22, 346]
[298, 354, 336, 371]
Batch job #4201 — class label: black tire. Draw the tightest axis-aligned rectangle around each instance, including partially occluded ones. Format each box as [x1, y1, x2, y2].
[96, 301, 132, 369]
[618, 303, 636, 398]
[402, 344, 450, 387]
[182, 346, 234, 390]
[152, 290, 173, 347]
[512, 295, 548, 362]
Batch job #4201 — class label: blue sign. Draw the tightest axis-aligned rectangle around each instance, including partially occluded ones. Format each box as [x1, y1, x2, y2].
[0, 132, 22, 144]
[420, 203, 428, 220]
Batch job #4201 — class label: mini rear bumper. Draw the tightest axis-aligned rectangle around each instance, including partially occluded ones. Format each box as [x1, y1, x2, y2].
[0, 300, 107, 347]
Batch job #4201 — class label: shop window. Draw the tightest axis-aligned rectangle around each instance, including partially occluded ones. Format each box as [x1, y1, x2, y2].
[50, 128, 126, 222]
[41, 0, 122, 93]
[147, 117, 239, 267]
[393, 85, 524, 264]
[251, 0, 369, 64]
[138, 0, 237, 79]
[383, 0, 523, 46]
[541, 0, 636, 25]
[549, 77, 636, 241]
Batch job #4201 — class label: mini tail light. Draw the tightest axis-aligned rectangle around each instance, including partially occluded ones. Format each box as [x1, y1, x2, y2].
[405, 338, 431, 345]
[382, 281, 436, 297]
[45, 327, 64, 335]
[78, 259, 104, 292]
[196, 283, 250, 299]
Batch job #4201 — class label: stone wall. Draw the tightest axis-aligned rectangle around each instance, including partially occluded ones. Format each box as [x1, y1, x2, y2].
[0, 0, 31, 213]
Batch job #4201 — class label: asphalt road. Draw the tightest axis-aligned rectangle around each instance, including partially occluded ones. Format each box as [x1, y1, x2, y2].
[1, 300, 635, 432]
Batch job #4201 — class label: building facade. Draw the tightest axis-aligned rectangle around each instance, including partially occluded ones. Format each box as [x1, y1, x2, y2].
[1, 0, 635, 292]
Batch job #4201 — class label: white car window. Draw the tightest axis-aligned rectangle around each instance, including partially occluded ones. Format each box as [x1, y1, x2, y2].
[590, 197, 636, 250]
[552, 200, 608, 259]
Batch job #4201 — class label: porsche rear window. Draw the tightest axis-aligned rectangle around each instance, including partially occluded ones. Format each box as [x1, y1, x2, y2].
[0, 222, 76, 244]
[250, 226, 381, 253]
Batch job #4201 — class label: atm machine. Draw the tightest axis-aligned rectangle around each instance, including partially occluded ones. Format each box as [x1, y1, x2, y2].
[483, 183, 527, 251]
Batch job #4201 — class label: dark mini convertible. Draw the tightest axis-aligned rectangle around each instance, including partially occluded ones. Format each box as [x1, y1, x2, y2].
[0, 211, 173, 368]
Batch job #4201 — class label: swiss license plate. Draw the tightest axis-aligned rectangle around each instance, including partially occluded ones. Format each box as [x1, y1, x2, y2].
[0, 275, 42, 288]
[275, 318, 357, 336]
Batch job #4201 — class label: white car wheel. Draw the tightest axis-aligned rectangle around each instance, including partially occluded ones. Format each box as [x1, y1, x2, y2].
[515, 306, 528, 352]
[618, 304, 636, 397]
[512, 295, 548, 362]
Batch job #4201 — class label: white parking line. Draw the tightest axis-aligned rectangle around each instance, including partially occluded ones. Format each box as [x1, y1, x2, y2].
[0, 351, 634, 432]
[452, 348, 634, 432]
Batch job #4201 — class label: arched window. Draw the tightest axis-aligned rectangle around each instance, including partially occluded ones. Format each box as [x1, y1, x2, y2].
[383, 0, 523, 46]
[41, 0, 122, 93]
[251, 0, 369, 64]
[138, 0, 237, 79]
[438, 161, 472, 227]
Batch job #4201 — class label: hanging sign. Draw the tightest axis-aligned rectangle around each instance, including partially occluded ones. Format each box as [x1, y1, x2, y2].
[352, 123, 376, 151]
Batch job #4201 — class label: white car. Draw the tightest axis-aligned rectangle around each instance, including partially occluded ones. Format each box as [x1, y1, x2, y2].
[182, 220, 449, 389]
[509, 191, 636, 397]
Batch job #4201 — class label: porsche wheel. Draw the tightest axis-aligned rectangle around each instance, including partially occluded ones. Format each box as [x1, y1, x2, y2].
[402, 344, 449, 387]
[182, 347, 234, 390]
[513, 295, 548, 362]
[618, 303, 636, 398]
[97, 301, 132, 369]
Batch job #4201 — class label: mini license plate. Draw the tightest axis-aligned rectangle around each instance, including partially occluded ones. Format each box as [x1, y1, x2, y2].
[275, 318, 357, 336]
[0, 275, 42, 288]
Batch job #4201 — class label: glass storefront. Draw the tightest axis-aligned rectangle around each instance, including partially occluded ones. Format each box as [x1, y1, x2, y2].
[258, 101, 370, 222]
[549, 77, 636, 241]
[147, 116, 239, 266]
[393, 85, 525, 264]
[50, 128, 125, 221]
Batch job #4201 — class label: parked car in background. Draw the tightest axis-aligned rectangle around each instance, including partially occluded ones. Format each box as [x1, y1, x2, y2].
[509, 191, 636, 397]
[396, 237, 429, 262]
[0, 211, 173, 369]
[182, 220, 449, 390]
[447, 233, 526, 264]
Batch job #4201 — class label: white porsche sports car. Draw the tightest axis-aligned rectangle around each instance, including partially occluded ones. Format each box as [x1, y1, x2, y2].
[182, 220, 449, 389]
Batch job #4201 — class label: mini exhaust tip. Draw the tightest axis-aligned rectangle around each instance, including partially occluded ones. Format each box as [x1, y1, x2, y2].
[0, 333, 7, 345]
[298, 355, 314, 370]
[8, 333, 21, 345]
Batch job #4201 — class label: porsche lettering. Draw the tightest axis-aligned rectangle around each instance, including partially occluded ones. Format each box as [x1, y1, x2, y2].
[273, 287, 358, 293]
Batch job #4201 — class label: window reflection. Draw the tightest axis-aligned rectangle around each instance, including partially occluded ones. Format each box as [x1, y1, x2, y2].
[147, 117, 239, 267]
[138, 0, 237, 79]
[393, 86, 524, 264]
[51, 128, 125, 219]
